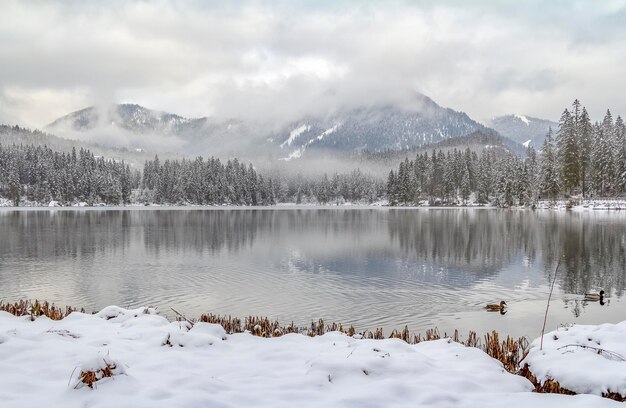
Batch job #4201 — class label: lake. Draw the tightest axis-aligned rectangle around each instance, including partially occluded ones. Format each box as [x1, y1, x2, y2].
[1, 207, 624, 339]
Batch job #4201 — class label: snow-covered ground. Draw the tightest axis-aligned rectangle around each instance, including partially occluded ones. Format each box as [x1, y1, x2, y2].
[525, 321, 626, 397]
[2, 195, 626, 210]
[0, 306, 620, 407]
[535, 199, 626, 211]
[582, 199, 626, 210]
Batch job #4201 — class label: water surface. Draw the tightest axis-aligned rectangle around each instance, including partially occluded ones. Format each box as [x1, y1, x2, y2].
[1, 207, 624, 339]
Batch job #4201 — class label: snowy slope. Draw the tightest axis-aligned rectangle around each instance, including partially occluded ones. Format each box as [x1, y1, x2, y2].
[275, 96, 488, 159]
[46, 104, 207, 136]
[487, 114, 557, 148]
[45, 104, 254, 156]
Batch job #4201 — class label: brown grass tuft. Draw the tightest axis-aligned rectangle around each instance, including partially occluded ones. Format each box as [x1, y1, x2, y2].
[484, 331, 529, 373]
[0, 299, 84, 321]
[76, 361, 117, 389]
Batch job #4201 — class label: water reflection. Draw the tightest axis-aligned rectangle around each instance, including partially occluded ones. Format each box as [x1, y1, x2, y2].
[387, 209, 626, 296]
[0, 208, 625, 338]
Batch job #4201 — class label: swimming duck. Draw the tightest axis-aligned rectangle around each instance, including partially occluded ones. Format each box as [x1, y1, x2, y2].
[584, 290, 605, 301]
[485, 300, 507, 312]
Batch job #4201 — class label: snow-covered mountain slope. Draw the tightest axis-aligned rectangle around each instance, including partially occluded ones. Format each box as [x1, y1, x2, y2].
[43, 95, 498, 160]
[45, 104, 254, 156]
[275, 95, 488, 160]
[46, 104, 206, 135]
[487, 114, 557, 148]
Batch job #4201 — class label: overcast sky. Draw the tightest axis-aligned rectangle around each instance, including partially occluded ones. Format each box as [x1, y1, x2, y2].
[1, 0, 626, 128]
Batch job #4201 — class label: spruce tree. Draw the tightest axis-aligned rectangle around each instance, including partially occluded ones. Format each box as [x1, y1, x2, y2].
[525, 147, 540, 204]
[578, 107, 593, 197]
[557, 108, 579, 194]
[615, 116, 626, 192]
[591, 111, 615, 196]
[7, 159, 21, 206]
[540, 127, 560, 201]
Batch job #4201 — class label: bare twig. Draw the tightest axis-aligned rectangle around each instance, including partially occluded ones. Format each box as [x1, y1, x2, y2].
[68, 366, 78, 387]
[557, 344, 626, 361]
[540, 257, 562, 351]
[170, 307, 193, 326]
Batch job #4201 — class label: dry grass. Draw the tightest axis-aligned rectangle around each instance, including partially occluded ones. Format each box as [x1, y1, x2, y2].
[75, 360, 118, 389]
[518, 364, 577, 395]
[0, 299, 84, 321]
[484, 331, 529, 373]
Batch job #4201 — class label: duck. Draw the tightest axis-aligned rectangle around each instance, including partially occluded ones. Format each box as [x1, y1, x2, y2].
[485, 300, 507, 312]
[584, 290, 605, 302]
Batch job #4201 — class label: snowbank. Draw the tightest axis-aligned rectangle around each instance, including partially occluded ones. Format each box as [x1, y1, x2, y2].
[583, 199, 626, 210]
[535, 199, 626, 211]
[525, 321, 626, 398]
[0, 307, 619, 407]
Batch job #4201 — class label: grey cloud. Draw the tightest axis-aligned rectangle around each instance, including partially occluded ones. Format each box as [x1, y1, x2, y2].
[1, 0, 626, 129]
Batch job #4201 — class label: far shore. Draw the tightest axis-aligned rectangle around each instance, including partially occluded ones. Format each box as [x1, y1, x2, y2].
[1, 199, 626, 211]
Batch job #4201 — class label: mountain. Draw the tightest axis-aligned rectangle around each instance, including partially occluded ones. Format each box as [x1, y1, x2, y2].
[273, 95, 488, 160]
[47, 104, 206, 135]
[44, 95, 504, 161]
[46, 104, 254, 157]
[487, 114, 557, 148]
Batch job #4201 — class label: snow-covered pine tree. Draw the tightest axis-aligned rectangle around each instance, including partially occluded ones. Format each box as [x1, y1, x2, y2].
[7, 157, 21, 206]
[387, 170, 397, 205]
[591, 111, 615, 196]
[460, 163, 471, 205]
[442, 151, 456, 204]
[615, 116, 626, 192]
[525, 147, 540, 205]
[476, 150, 493, 204]
[556, 108, 579, 194]
[540, 127, 560, 201]
[578, 107, 593, 197]
[317, 174, 331, 204]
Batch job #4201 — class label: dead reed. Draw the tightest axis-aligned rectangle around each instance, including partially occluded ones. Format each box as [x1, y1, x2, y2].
[484, 330, 529, 373]
[0, 299, 84, 321]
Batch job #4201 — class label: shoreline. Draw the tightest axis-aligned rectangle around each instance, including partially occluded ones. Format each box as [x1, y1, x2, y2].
[1, 200, 626, 211]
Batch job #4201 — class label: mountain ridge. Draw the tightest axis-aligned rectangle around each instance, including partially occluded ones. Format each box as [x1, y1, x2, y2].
[42, 95, 524, 160]
[46, 103, 208, 135]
